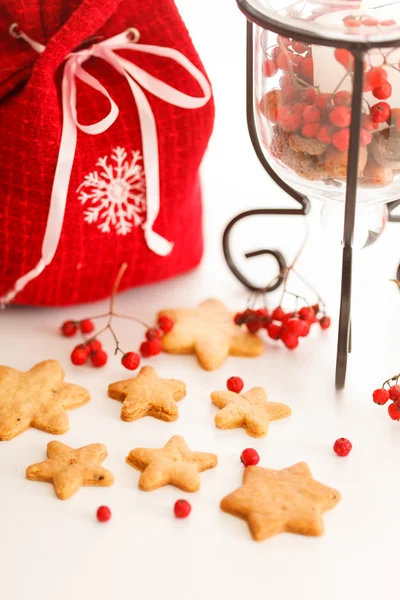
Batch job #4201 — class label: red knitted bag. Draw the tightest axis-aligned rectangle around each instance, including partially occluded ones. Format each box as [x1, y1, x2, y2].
[0, 0, 214, 306]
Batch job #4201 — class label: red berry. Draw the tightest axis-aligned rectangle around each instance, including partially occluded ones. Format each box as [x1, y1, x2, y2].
[234, 312, 246, 326]
[298, 306, 314, 322]
[121, 351, 140, 371]
[277, 35, 292, 48]
[256, 308, 270, 323]
[146, 328, 162, 341]
[388, 402, 400, 420]
[140, 341, 152, 358]
[380, 19, 396, 26]
[263, 59, 278, 77]
[362, 17, 379, 26]
[372, 388, 390, 405]
[97, 506, 111, 522]
[302, 122, 320, 138]
[367, 67, 388, 89]
[80, 319, 95, 334]
[70, 347, 88, 366]
[282, 86, 297, 103]
[332, 128, 350, 152]
[334, 48, 354, 70]
[317, 93, 331, 109]
[246, 320, 261, 334]
[370, 102, 391, 123]
[227, 376, 244, 393]
[88, 339, 102, 353]
[334, 90, 352, 107]
[319, 316, 331, 330]
[316, 125, 333, 144]
[267, 322, 282, 340]
[279, 73, 291, 89]
[277, 51, 294, 71]
[388, 385, 400, 401]
[330, 106, 351, 128]
[300, 88, 318, 105]
[61, 320, 77, 337]
[286, 318, 305, 336]
[300, 57, 313, 79]
[333, 438, 352, 457]
[362, 114, 378, 132]
[373, 82, 392, 100]
[147, 338, 162, 356]
[359, 129, 372, 147]
[292, 41, 308, 54]
[302, 105, 321, 124]
[174, 499, 191, 518]
[297, 320, 310, 337]
[90, 349, 108, 368]
[272, 307, 286, 321]
[157, 315, 174, 333]
[281, 330, 299, 350]
[240, 448, 260, 467]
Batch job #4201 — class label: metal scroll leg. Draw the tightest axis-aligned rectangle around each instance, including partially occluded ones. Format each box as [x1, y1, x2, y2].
[335, 50, 364, 390]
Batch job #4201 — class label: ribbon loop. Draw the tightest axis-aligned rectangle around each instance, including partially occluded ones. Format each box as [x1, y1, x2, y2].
[1, 27, 212, 305]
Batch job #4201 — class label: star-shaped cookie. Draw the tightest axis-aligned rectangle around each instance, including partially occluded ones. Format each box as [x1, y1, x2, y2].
[211, 386, 291, 437]
[0, 360, 90, 441]
[221, 463, 341, 541]
[158, 299, 264, 370]
[126, 435, 218, 491]
[108, 366, 186, 422]
[26, 441, 114, 499]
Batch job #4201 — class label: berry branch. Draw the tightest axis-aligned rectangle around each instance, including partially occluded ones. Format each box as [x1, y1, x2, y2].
[60, 262, 174, 370]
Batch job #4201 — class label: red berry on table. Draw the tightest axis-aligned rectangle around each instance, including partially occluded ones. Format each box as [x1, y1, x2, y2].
[157, 315, 174, 333]
[334, 48, 354, 70]
[319, 316, 331, 330]
[174, 499, 191, 519]
[70, 346, 88, 366]
[373, 82, 392, 101]
[333, 438, 352, 457]
[240, 448, 260, 467]
[359, 129, 372, 147]
[316, 125, 333, 144]
[329, 106, 351, 128]
[388, 402, 400, 420]
[371, 102, 391, 123]
[246, 320, 261, 334]
[334, 90, 352, 107]
[90, 349, 108, 368]
[281, 330, 299, 350]
[96, 506, 111, 522]
[272, 306, 286, 321]
[286, 318, 305, 336]
[267, 322, 282, 340]
[80, 319, 95, 334]
[263, 59, 278, 77]
[121, 352, 141, 371]
[362, 114, 378, 131]
[227, 376, 244, 393]
[372, 388, 390, 405]
[367, 67, 387, 89]
[147, 338, 162, 356]
[88, 339, 102, 353]
[332, 128, 350, 152]
[297, 320, 310, 337]
[140, 341, 152, 358]
[388, 385, 400, 401]
[302, 122, 320, 138]
[145, 328, 162, 341]
[298, 306, 314, 322]
[61, 320, 77, 337]
[300, 57, 313, 79]
[302, 105, 320, 123]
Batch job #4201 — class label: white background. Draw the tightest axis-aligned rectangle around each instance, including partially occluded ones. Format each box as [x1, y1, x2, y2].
[1, 1, 400, 598]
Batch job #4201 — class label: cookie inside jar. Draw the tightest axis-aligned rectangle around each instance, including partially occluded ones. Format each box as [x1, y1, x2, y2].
[256, 27, 400, 201]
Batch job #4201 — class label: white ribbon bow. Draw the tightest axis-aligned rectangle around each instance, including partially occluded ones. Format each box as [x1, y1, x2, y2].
[1, 26, 212, 305]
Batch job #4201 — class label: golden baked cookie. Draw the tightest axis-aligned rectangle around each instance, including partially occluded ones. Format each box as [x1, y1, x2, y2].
[325, 145, 367, 178]
[158, 299, 264, 371]
[126, 435, 218, 492]
[271, 128, 329, 181]
[211, 386, 291, 437]
[371, 127, 400, 170]
[108, 366, 186, 423]
[259, 89, 283, 123]
[288, 133, 327, 156]
[26, 441, 114, 500]
[221, 463, 341, 541]
[0, 360, 90, 441]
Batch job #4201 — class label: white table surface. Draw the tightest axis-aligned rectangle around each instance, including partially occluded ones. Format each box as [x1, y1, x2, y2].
[2, 1, 400, 598]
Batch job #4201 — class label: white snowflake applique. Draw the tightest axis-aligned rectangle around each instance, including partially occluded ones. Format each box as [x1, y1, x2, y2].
[77, 146, 146, 235]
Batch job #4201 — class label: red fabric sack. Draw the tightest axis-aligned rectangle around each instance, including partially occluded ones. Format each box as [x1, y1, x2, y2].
[0, 0, 214, 306]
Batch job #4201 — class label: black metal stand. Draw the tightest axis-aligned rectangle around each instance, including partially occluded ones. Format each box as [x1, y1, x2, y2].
[222, 13, 400, 389]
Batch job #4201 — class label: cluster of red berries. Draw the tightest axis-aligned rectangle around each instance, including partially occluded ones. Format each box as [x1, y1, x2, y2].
[61, 314, 174, 370]
[234, 305, 330, 350]
[372, 380, 400, 420]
